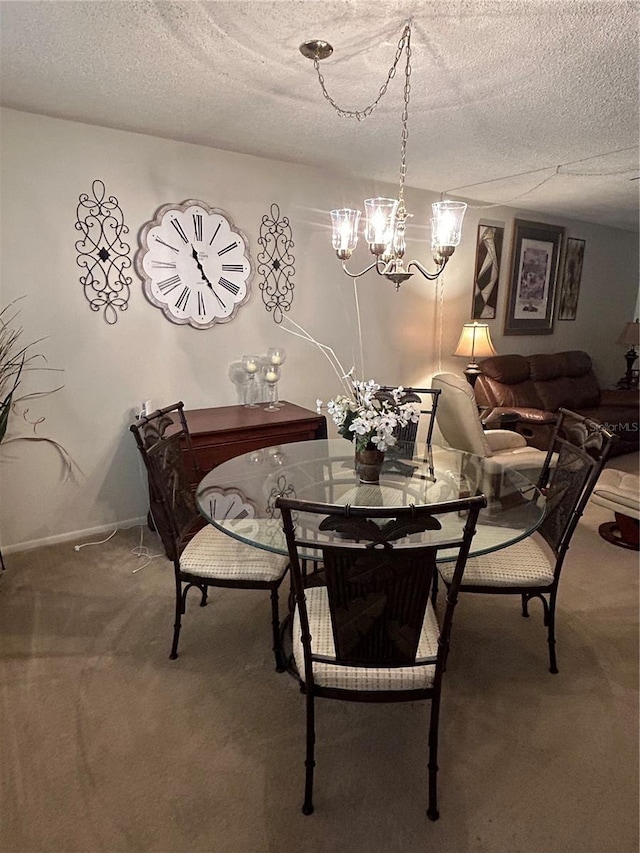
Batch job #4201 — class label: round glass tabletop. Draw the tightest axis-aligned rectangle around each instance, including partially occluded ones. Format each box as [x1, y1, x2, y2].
[195, 439, 546, 562]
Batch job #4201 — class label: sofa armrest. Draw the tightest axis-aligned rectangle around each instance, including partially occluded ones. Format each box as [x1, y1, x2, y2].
[481, 406, 557, 429]
[485, 429, 528, 451]
[600, 388, 640, 407]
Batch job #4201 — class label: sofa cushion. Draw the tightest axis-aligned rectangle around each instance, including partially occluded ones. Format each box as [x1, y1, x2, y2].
[479, 353, 531, 385]
[529, 353, 563, 382]
[535, 375, 601, 411]
[528, 352, 600, 410]
[562, 350, 593, 378]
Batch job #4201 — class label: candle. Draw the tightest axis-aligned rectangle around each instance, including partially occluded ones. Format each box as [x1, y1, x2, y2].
[265, 369, 278, 383]
[245, 359, 258, 374]
[270, 354, 282, 366]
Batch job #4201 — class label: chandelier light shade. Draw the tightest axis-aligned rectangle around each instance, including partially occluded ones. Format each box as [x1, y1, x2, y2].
[331, 208, 361, 257]
[302, 21, 467, 289]
[431, 201, 467, 254]
[453, 322, 497, 386]
[363, 198, 398, 252]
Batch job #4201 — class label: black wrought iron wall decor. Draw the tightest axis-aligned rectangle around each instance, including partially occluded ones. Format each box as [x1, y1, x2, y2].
[257, 203, 295, 323]
[75, 180, 132, 324]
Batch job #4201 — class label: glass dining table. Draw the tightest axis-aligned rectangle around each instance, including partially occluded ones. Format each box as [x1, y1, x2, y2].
[195, 439, 546, 562]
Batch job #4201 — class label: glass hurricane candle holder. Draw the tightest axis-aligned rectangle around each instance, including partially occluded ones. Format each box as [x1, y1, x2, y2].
[266, 348, 286, 407]
[267, 347, 286, 367]
[242, 355, 260, 408]
[262, 364, 281, 412]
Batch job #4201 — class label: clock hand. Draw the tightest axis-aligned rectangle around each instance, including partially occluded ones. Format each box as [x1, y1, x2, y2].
[191, 245, 226, 309]
[191, 245, 214, 289]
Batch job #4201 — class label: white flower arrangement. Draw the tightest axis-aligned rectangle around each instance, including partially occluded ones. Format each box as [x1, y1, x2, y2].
[317, 376, 419, 453]
[277, 277, 418, 453]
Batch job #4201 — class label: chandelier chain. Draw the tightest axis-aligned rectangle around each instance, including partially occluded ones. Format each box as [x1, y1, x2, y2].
[312, 23, 412, 122]
[398, 26, 412, 205]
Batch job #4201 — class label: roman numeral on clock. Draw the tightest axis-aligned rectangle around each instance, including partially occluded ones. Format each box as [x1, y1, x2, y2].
[209, 223, 221, 246]
[218, 276, 240, 296]
[217, 241, 238, 256]
[154, 236, 179, 254]
[197, 291, 206, 317]
[151, 260, 177, 269]
[170, 218, 189, 244]
[175, 286, 191, 311]
[221, 264, 244, 273]
[193, 213, 203, 242]
[158, 274, 182, 293]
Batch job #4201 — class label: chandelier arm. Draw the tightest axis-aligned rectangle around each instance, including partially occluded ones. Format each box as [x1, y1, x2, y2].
[311, 22, 412, 122]
[406, 257, 448, 282]
[340, 259, 379, 279]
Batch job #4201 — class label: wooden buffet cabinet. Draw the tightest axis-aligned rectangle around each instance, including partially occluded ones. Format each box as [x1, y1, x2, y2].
[182, 401, 327, 473]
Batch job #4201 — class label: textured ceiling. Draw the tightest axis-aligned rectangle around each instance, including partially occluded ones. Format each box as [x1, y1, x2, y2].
[1, 0, 638, 231]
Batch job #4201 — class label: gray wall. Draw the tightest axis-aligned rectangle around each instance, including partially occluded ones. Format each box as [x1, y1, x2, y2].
[1, 107, 638, 550]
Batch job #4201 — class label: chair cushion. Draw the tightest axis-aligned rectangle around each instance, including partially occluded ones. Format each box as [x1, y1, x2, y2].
[293, 586, 439, 691]
[439, 533, 556, 588]
[180, 525, 289, 582]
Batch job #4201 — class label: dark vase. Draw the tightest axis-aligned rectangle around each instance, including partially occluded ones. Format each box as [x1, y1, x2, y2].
[355, 448, 385, 484]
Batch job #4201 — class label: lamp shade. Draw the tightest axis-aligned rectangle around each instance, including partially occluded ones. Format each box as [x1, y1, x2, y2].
[617, 321, 640, 347]
[453, 322, 497, 360]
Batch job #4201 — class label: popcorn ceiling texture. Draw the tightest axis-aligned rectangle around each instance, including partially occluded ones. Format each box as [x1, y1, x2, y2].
[1, 0, 637, 231]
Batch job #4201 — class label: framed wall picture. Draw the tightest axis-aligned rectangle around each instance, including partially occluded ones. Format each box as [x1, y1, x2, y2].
[504, 219, 565, 335]
[471, 222, 504, 320]
[556, 238, 585, 321]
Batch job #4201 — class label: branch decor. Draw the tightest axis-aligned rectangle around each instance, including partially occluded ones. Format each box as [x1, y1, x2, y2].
[257, 203, 295, 323]
[0, 299, 79, 481]
[75, 179, 132, 325]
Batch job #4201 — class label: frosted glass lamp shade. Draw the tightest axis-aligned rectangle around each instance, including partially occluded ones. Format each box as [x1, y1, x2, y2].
[364, 198, 398, 254]
[432, 200, 467, 248]
[331, 208, 360, 258]
[453, 322, 497, 359]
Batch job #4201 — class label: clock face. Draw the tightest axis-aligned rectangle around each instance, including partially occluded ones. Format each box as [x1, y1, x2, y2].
[135, 199, 253, 329]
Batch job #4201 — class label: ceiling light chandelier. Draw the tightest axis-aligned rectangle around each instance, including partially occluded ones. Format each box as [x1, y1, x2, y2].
[300, 20, 467, 289]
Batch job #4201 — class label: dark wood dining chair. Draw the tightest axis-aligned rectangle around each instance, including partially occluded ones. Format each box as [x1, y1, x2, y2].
[276, 492, 486, 820]
[130, 402, 289, 668]
[378, 385, 441, 456]
[435, 408, 616, 673]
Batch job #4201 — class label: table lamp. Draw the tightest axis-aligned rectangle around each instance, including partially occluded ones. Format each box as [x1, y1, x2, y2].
[453, 322, 497, 387]
[617, 320, 640, 388]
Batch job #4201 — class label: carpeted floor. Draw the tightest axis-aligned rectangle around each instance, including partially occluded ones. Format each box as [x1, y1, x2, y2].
[2, 455, 638, 853]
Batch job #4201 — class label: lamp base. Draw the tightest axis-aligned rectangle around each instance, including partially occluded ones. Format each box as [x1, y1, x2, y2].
[623, 347, 638, 388]
[463, 363, 482, 388]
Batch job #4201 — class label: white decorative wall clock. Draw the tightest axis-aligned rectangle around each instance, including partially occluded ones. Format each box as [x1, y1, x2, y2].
[135, 199, 253, 329]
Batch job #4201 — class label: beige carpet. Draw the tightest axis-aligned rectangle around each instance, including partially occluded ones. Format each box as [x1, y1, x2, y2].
[2, 455, 638, 853]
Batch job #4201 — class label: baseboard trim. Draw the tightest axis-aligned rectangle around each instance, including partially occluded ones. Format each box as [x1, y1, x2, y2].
[1, 517, 148, 556]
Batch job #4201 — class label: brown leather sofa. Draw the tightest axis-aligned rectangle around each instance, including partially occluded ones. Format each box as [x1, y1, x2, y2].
[474, 350, 639, 456]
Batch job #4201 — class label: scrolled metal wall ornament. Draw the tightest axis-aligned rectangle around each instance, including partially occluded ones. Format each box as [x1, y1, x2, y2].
[75, 179, 132, 324]
[257, 203, 295, 323]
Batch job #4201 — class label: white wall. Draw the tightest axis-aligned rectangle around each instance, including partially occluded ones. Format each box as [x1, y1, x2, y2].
[1, 108, 638, 551]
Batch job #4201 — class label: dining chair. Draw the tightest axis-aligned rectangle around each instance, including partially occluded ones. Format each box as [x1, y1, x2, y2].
[435, 408, 616, 674]
[431, 372, 549, 473]
[276, 492, 487, 820]
[130, 402, 289, 669]
[378, 385, 441, 456]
